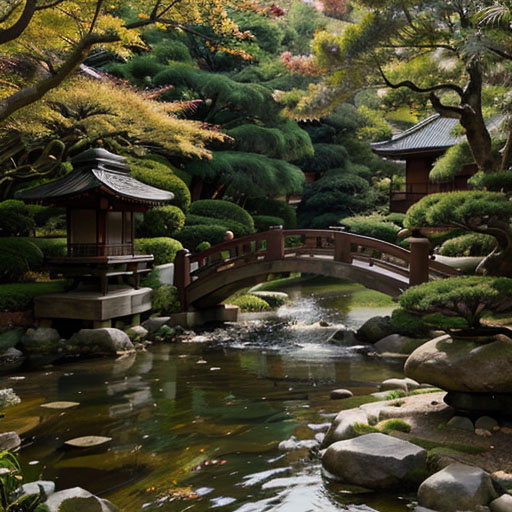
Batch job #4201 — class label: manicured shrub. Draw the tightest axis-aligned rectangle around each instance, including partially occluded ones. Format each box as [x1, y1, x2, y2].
[398, 276, 512, 331]
[28, 237, 67, 258]
[340, 215, 401, 244]
[195, 241, 211, 252]
[226, 294, 271, 312]
[249, 291, 288, 308]
[0, 254, 29, 284]
[0, 200, 34, 237]
[253, 215, 284, 232]
[129, 157, 191, 212]
[189, 200, 254, 231]
[390, 309, 430, 338]
[185, 214, 251, 237]
[175, 225, 227, 252]
[152, 285, 181, 315]
[0, 281, 67, 312]
[439, 233, 497, 257]
[138, 206, 185, 237]
[245, 197, 297, 229]
[384, 213, 406, 227]
[135, 238, 183, 265]
[0, 238, 44, 282]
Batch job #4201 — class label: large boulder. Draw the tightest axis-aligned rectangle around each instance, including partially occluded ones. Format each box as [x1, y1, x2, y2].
[374, 334, 426, 355]
[21, 327, 61, 353]
[356, 316, 394, 343]
[44, 487, 118, 512]
[142, 317, 170, 334]
[322, 408, 369, 448]
[322, 433, 427, 489]
[69, 328, 134, 354]
[405, 334, 512, 393]
[490, 494, 512, 512]
[418, 463, 498, 512]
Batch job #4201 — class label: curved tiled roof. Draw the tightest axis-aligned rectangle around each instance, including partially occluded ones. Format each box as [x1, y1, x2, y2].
[17, 148, 174, 205]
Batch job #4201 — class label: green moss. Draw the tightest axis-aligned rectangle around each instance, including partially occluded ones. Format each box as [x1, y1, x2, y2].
[225, 294, 271, 312]
[384, 390, 407, 400]
[352, 423, 380, 435]
[377, 419, 411, 434]
[410, 437, 488, 454]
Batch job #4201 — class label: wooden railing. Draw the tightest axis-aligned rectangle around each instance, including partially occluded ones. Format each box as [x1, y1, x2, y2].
[174, 228, 459, 305]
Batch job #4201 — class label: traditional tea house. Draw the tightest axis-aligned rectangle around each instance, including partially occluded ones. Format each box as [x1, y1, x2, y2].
[17, 148, 174, 327]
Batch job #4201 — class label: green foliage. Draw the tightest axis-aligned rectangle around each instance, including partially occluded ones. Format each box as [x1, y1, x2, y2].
[175, 225, 227, 252]
[356, 106, 393, 142]
[245, 198, 297, 229]
[151, 39, 193, 64]
[27, 238, 67, 258]
[430, 142, 474, 182]
[0, 238, 44, 282]
[189, 200, 255, 230]
[0, 200, 35, 237]
[378, 419, 411, 434]
[235, 10, 283, 54]
[399, 276, 512, 330]
[469, 170, 512, 192]
[249, 292, 288, 308]
[352, 423, 380, 435]
[295, 143, 348, 173]
[226, 294, 271, 312]
[186, 151, 305, 198]
[129, 158, 191, 212]
[135, 238, 183, 265]
[384, 390, 407, 400]
[0, 281, 67, 312]
[185, 214, 251, 238]
[340, 215, 401, 243]
[106, 55, 165, 86]
[384, 213, 406, 227]
[195, 241, 211, 252]
[138, 206, 185, 238]
[152, 285, 181, 315]
[390, 309, 431, 338]
[439, 233, 497, 257]
[253, 215, 285, 232]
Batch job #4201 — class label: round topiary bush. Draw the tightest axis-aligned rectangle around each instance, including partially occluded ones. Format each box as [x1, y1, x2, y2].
[226, 294, 271, 312]
[185, 214, 252, 238]
[253, 215, 284, 232]
[138, 206, 185, 237]
[135, 238, 183, 265]
[0, 200, 35, 237]
[399, 276, 512, 332]
[28, 238, 67, 258]
[129, 157, 191, 212]
[439, 233, 497, 257]
[175, 225, 228, 252]
[0, 254, 29, 283]
[0, 238, 43, 282]
[340, 215, 401, 244]
[189, 200, 254, 231]
[245, 197, 297, 228]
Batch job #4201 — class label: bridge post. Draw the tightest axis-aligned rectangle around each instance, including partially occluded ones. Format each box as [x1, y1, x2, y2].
[265, 228, 285, 261]
[334, 232, 352, 264]
[407, 236, 430, 286]
[174, 249, 191, 308]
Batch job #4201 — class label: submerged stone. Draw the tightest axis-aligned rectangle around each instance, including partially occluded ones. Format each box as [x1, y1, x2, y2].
[65, 436, 112, 448]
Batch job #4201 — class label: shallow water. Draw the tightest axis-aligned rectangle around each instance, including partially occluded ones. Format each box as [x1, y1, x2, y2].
[0, 278, 411, 511]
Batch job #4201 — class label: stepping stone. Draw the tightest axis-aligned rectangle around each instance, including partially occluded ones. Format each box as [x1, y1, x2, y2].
[330, 389, 353, 399]
[447, 415, 474, 432]
[41, 401, 80, 410]
[64, 436, 112, 448]
[475, 416, 499, 431]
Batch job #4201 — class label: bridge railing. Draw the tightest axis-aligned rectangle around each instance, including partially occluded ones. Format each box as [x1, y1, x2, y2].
[174, 228, 458, 304]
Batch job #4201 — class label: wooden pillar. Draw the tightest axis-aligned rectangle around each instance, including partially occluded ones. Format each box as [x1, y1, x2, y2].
[334, 232, 352, 264]
[174, 249, 191, 308]
[407, 236, 431, 286]
[265, 228, 284, 261]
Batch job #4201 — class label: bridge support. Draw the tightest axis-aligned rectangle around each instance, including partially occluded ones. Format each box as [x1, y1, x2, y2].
[407, 236, 430, 286]
[174, 249, 191, 308]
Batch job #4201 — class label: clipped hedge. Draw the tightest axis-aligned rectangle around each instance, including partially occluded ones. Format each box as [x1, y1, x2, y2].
[0, 238, 44, 282]
[439, 233, 497, 257]
[0, 200, 34, 237]
[129, 157, 191, 212]
[340, 215, 401, 244]
[189, 200, 254, 231]
[138, 206, 185, 238]
[152, 285, 181, 315]
[27, 238, 67, 258]
[135, 237, 183, 265]
[245, 197, 297, 228]
[226, 294, 271, 312]
[253, 215, 284, 232]
[185, 214, 252, 237]
[0, 281, 67, 312]
[175, 225, 227, 252]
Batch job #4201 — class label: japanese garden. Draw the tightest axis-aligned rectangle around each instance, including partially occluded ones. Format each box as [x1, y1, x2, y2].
[1, 1, 512, 511]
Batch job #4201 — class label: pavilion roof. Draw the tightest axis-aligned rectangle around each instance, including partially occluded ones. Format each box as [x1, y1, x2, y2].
[17, 148, 174, 206]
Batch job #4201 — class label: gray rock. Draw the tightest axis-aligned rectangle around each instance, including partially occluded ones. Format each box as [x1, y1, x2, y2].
[125, 325, 148, 341]
[44, 487, 119, 512]
[374, 334, 424, 355]
[142, 317, 171, 334]
[69, 328, 134, 354]
[315, 433, 325, 444]
[278, 435, 319, 451]
[490, 494, 512, 512]
[356, 316, 394, 344]
[307, 422, 331, 433]
[21, 327, 60, 353]
[0, 347, 24, 373]
[415, 507, 439, 512]
[405, 334, 512, 393]
[0, 431, 21, 450]
[322, 433, 427, 489]
[0, 388, 21, 409]
[20, 480, 55, 498]
[330, 389, 353, 399]
[322, 408, 369, 448]
[447, 416, 474, 432]
[476, 416, 499, 431]
[418, 463, 498, 512]
[380, 378, 410, 393]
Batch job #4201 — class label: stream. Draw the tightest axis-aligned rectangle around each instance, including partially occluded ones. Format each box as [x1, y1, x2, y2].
[0, 277, 414, 511]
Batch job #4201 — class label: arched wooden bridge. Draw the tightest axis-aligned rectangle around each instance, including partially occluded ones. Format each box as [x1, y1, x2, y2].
[174, 228, 459, 310]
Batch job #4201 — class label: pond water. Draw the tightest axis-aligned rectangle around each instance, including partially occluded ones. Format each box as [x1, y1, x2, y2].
[0, 277, 413, 512]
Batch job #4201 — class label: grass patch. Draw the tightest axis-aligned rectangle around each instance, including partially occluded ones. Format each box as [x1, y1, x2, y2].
[410, 388, 443, 395]
[385, 390, 407, 400]
[353, 423, 380, 435]
[410, 437, 488, 454]
[377, 419, 411, 434]
[0, 281, 67, 312]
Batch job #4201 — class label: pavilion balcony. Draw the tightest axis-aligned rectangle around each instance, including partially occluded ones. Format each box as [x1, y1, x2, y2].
[67, 243, 135, 258]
